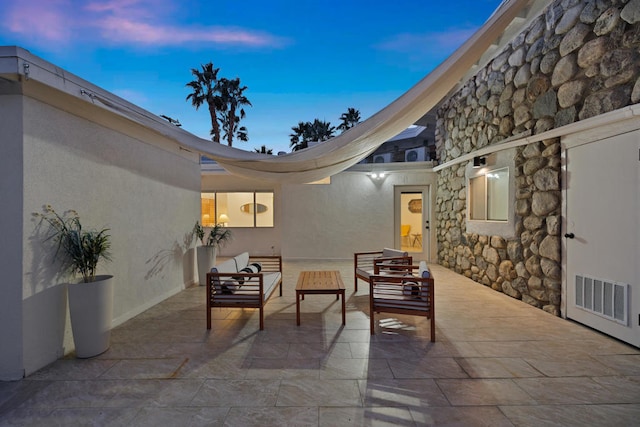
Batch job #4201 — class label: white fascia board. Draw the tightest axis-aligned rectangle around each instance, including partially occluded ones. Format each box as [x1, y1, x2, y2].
[0, 46, 23, 80]
[0, 46, 188, 136]
[0, 45, 217, 161]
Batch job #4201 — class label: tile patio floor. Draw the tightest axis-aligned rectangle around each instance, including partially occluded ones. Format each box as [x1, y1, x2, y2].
[1, 261, 639, 426]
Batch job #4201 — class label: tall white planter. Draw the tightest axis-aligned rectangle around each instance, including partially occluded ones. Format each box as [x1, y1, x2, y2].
[68, 275, 114, 358]
[197, 246, 217, 286]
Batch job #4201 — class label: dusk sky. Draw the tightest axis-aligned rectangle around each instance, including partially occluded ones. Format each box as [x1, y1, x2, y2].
[1, 0, 503, 154]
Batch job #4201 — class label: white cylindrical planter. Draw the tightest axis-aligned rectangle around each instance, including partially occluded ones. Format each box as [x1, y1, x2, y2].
[197, 246, 217, 286]
[68, 275, 114, 358]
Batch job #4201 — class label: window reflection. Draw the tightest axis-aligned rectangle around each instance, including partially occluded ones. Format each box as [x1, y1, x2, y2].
[200, 191, 274, 228]
[469, 167, 508, 222]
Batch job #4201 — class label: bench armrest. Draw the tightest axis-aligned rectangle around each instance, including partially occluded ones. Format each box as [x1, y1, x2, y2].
[373, 256, 414, 273]
[354, 251, 383, 268]
[207, 271, 264, 296]
[249, 255, 282, 274]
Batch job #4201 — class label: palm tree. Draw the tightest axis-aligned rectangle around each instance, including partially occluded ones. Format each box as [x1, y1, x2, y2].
[254, 145, 273, 154]
[310, 119, 335, 141]
[337, 107, 361, 133]
[185, 62, 222, 143]
[218, 77, 252, 147]
[235, 126, 249, 143]
[290, 121, 310, 151]
[289, 119, 336, 151]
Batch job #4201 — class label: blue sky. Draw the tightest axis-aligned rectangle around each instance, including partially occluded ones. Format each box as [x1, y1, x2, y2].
[0, 0, 503, 154]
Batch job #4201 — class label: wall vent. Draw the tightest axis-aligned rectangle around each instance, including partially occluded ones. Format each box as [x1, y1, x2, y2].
[574, 275, 629, 325]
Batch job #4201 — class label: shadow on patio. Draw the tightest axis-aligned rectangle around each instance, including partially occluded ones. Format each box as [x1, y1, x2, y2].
[1, 261, 639, 426]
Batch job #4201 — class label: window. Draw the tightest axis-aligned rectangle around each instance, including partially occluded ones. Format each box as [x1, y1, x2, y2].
[201, 191, 274, 228]
[469, 167, 508, 221]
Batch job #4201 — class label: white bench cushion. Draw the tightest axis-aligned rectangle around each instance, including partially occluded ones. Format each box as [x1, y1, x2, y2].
[234, 252, 250, 271]
[212, 253, 279, 300]
[214, 258, 238, 273]
[382, 248, 408, 258]
[262, 272, 282, 301]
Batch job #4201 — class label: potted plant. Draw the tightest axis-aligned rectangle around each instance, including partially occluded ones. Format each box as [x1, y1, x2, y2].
[34, 205, 113, 358]
[193, 221, 232, 286]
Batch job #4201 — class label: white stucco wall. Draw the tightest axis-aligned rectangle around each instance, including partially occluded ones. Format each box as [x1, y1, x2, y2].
[281, 171, 437, 260]
[20, 95, 201, 376]
[203, 169, 437, 261]
[0, 91, 25, 380]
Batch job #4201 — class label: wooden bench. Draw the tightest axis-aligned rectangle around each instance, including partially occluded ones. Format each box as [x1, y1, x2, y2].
[368, 262, 435, 342]
[206, 253, 282, 330]
[354, 248, 412, 292]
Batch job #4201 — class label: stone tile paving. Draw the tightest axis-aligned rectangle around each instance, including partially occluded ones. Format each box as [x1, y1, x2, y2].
[1, 261, 639, 426]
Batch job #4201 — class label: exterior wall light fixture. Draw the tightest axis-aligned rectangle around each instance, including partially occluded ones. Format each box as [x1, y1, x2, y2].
[473, 156, 486, 168]
[368, 172, 386, 180]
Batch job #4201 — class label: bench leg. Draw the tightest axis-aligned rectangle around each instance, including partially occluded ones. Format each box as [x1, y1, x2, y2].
[370, 312, 375, 335]
[430, 316, 435, 342]
[341, 290, 346, 325]
[369, 299, 375, 335]
[259, 306, 264, 330]
[206, 297, 211, 330]
[296, 291, 301, 326]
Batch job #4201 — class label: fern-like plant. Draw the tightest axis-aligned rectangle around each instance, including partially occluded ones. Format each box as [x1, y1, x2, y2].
[34, 205, 112, 283]
[193, 221, 232, 248]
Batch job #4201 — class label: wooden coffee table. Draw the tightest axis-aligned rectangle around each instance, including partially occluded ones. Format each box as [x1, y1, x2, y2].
[296, 270, 346, 326]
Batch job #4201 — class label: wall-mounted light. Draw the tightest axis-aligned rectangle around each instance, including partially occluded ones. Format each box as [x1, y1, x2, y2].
[473, 156, 486, 168]
[368, 172, 386, 180]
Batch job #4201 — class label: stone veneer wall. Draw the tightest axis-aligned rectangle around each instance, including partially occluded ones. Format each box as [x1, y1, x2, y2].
[435, 0, 640, 315]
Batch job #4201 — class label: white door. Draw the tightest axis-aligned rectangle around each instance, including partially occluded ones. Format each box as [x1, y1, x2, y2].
[564, 130, 639, 347]
[395, 186, 430, 262]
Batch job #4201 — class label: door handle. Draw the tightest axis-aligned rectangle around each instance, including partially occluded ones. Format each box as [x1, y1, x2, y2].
[564, 233, 575, 239]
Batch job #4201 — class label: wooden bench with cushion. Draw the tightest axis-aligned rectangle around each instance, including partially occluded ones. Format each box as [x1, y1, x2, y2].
[354, 248, 412, 292]
[206, 252, 282, 330]
[369, 261, 435, 342]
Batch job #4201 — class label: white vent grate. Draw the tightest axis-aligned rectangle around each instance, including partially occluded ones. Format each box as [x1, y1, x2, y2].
[575, 275, 629, 325]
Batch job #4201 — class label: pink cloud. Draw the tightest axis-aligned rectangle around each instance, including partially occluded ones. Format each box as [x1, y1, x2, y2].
[85, 0, 149, 13]
[84, 0, 161, 21]
[5, 0, 74, 43]
[2, 0, 285, 49]
[96, 17, 283, 47]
